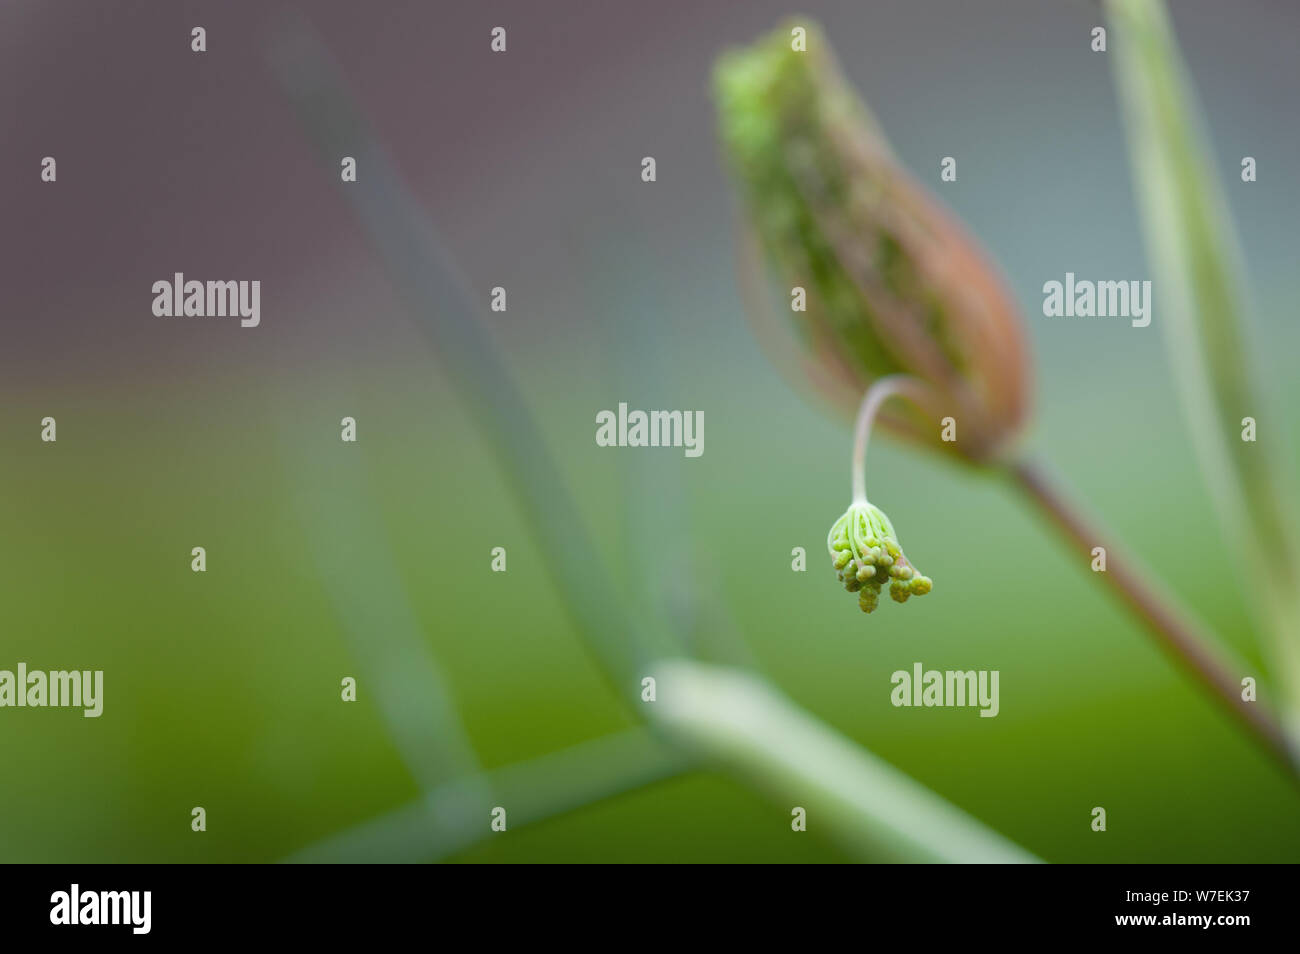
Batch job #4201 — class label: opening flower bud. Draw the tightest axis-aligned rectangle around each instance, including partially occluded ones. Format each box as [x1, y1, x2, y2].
[827, 500, 931, 614]
[715, 21, 1030, 464]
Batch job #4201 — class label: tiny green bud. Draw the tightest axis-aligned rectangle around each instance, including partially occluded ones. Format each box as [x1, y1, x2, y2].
[826, 499, 931, 616]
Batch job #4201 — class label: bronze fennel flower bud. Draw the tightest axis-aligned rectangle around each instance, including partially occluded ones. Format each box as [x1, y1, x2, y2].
[714, 21, 1030, 464]
[829, 499, 932, 614]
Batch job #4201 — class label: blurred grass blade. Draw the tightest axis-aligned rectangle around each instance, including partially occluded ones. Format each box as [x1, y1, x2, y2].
[652, 659, 1040, 863]
[278, 406, 487, 799]
[1107, 0, 1300, 728]
[284, 729, 687, 863]
[265, 18, 670, 690]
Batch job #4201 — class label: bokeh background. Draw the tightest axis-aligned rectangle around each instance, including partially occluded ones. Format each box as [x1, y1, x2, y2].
[2, 0, 1298, 862]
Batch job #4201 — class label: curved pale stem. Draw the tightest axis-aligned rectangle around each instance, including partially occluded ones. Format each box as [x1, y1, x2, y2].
[851, 375, 933, 504]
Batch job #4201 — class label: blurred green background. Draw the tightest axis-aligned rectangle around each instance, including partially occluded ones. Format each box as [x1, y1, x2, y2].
[2, 0, 1298, 861]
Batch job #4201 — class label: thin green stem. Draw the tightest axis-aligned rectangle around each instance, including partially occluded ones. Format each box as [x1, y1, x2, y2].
[283, 729, 688, 863]
[1106, 0, 1300, 729]
[1009, 457, 1300, 785]
[651, 659, 1040, 863]
[266, 21, 667, 695]
[851, 375, 931, 504]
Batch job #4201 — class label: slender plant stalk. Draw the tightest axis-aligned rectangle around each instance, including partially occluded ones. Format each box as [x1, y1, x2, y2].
[850, 375, 933, 505]
[651, 659, 1040, 863]
[1009, 457, 1300, 782]
[284, 729, 688, 863]
[265, 21, 668, 693]
[1106, 0, 1300, 734]
[279, 411, 489, 799]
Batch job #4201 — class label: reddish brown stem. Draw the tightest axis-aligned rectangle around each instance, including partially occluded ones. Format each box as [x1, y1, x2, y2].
[1010, 457, 1300, 785]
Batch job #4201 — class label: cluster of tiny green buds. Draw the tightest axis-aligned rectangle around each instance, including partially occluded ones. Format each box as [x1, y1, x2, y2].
[827, 500, 932, 613]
